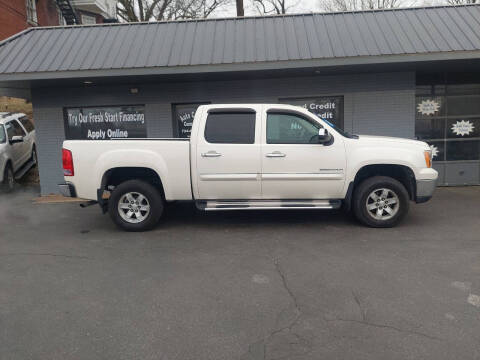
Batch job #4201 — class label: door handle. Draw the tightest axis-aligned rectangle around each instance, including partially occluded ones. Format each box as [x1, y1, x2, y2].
[201, 151, 222, 157]
[266, 151, 286, 158]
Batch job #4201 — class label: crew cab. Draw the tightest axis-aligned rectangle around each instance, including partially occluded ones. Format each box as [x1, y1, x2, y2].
[0, 112, 37, 192]
[60, 104, 437, 231]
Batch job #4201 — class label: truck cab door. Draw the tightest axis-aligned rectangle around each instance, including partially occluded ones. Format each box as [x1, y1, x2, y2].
[261, 110, 346, 199]
[192, 106, 262, 199]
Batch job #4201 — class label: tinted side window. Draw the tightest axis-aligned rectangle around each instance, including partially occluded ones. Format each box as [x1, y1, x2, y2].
[204, 112, 256, 144]
[0, 126, 6, 144]
[5, 122, 15, 141]
[19, 117, 34, 133]
[12, 120, 26, 136]
[267, 113, 320, 144]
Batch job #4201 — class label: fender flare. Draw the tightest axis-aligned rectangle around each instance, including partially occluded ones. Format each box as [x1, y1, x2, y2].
[94, 149, 170, 198]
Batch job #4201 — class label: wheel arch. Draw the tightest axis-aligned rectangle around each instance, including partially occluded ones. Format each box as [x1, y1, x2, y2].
[344, 164, 416, 211]
[100, 167, 166, 200]
[3, 158, 13, 173]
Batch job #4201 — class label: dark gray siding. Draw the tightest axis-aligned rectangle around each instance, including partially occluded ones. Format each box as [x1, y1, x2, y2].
[32, 71, 415, 195]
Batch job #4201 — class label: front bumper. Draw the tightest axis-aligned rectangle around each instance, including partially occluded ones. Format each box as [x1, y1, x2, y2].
[415, 178, 437, 203]
[58, 183, 76, 198]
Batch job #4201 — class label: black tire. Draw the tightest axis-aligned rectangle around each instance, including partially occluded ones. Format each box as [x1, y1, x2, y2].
[0, 163, 15, 193]
[31, 145, 38, 167]
[353, 176, 409, 228]
[1, 163, 15, 193]
[108, 180, 164, 232]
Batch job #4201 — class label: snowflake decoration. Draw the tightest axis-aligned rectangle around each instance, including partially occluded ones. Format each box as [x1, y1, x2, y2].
[429, 144, 439, 159]
[451, 120, 474, 136]
[417, 99, 440, 115]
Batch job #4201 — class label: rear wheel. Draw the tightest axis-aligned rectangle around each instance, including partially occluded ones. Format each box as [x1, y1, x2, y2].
[108, 180, 164, 232]
[353, 176, 409, 228]
[1, 164, 15, 193]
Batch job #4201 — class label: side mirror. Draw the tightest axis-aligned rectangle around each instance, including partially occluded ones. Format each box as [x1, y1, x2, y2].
[317, 128, 331, 143]
[10, 136, 24, 144]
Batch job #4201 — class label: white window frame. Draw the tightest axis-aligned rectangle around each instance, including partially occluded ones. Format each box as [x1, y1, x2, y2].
[26, 0, 38, 25]
[81, 14, 96, 25]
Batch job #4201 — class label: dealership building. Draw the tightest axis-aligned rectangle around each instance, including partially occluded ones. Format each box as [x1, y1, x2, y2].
[0, 4, 479, 194]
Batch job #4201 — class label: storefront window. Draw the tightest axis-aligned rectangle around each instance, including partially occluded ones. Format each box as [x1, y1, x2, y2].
[415, 74, 480, 162]
[172, 103, 210, 138]
[64, 105, 146, 140]
[279, 96, 344, 130]
[415, 118, 445, 140]
[446, 141, 480, 161]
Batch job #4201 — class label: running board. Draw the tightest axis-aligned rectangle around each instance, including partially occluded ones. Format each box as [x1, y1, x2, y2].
[14, 159, 35, 180]
[196, 199, 342, 211]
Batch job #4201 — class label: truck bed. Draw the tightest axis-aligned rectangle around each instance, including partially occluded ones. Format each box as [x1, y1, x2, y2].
[63, 139, 192, 201]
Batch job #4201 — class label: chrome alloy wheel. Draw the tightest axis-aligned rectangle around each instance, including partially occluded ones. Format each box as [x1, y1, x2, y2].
[117, 192, 151, 224]
[365, 188, 399, 221]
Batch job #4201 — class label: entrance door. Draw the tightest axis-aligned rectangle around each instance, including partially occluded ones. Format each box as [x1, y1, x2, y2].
[195, 109, 262, 199]
[261, 111, 346, 199]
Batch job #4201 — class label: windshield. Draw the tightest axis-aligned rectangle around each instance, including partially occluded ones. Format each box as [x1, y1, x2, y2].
[0, 125, 5, 144]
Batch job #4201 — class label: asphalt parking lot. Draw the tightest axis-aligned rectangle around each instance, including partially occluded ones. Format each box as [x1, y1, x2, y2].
[1, 185, 480, 360]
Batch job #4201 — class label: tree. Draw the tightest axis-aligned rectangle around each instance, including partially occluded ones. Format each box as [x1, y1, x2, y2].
[318, 0, 400, 12]
[236, 0, 245, 16]
[251, 0, 299, 14]
[117, 0, 232, 22]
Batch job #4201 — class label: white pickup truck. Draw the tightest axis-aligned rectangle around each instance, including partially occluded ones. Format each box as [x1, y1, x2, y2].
[60, 104, 437, 231]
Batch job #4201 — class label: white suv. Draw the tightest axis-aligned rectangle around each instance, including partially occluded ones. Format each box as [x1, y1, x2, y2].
[0, 112, 37, 192]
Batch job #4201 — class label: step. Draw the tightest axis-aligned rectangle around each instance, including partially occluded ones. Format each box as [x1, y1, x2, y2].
[14, 159, 35, 180]
[197, 199, 342, 211]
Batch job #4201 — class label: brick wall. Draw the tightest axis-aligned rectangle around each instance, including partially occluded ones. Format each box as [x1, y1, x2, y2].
[36, 0, 60, 27]
[0, 0, 60, 41]
[0, 0, 27, 40]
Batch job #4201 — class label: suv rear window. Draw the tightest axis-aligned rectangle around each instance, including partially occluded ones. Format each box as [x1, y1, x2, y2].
[19, 117, 34, 133]
[0, 126, 5, 143]
[204, 112, 256, 144]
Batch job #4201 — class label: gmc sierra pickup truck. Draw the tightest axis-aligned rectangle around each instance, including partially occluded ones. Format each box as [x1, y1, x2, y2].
[60, 104, 437, 231]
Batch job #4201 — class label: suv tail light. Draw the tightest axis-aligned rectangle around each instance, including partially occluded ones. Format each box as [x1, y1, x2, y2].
[62, 148, 74, 176]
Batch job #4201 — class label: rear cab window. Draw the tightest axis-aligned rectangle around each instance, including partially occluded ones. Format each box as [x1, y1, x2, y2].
[204, 111, 256, 144]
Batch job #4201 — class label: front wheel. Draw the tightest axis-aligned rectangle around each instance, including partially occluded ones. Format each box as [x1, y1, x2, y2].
[108, 180, 164, 232]
[353, 176, 409, 228]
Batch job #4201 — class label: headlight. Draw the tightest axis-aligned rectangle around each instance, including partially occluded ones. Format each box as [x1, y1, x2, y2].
[424, 150, 432, 168]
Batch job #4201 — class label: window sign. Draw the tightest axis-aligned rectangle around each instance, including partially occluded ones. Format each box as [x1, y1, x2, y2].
[173, 103, 209, 138]
[280, 96, 344, 129]
[64, 105, 146, 140]
[416, 97, 444, 118]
